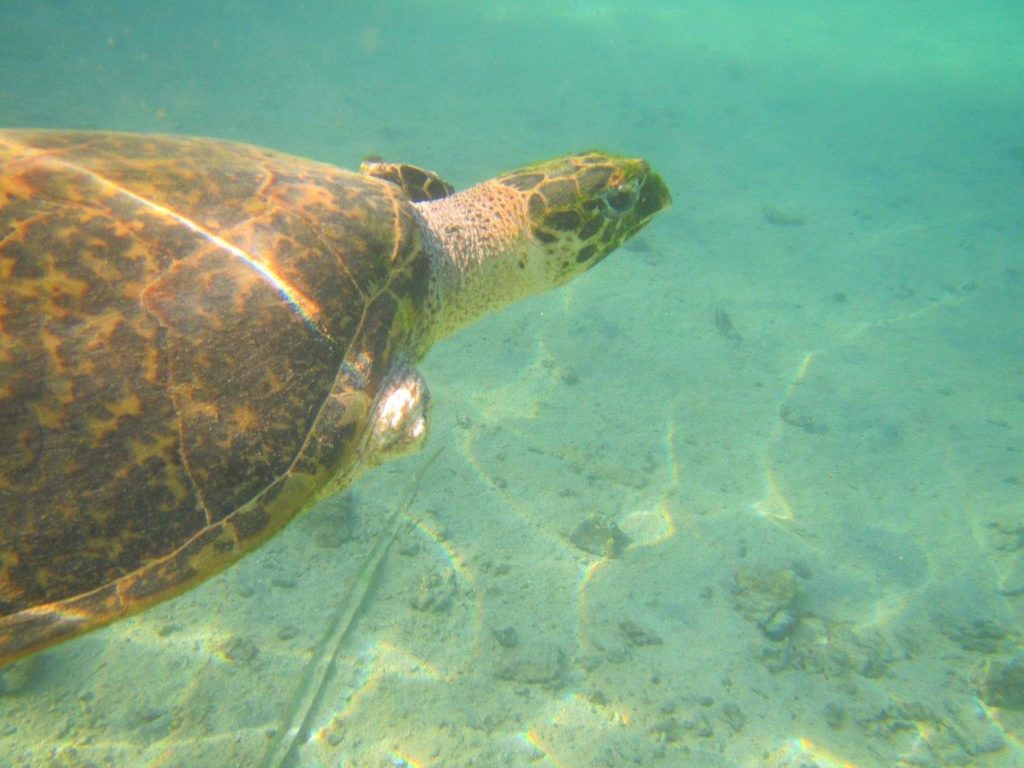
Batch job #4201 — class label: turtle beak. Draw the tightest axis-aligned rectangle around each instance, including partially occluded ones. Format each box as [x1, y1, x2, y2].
[636, 165, 671, 221]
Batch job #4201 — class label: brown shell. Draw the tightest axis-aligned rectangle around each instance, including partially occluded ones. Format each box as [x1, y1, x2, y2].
[0, 130, 431, 664]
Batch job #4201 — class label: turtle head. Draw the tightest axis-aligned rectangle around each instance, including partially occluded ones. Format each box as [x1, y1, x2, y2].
[496, 151, 671, 286]
[414, 151, 669, 346]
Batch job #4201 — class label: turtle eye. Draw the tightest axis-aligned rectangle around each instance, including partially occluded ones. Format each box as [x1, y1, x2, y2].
[599, 180, 639, 218]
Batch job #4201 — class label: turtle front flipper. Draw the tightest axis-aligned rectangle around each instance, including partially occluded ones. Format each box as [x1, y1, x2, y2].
[360, 157, 455, 202]
[361, 363, 430, 464]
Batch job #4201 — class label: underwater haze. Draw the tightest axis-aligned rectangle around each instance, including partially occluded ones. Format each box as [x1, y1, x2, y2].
[1, 1, 1023, 766]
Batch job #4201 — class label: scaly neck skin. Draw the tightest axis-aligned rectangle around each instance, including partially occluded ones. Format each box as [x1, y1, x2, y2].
[414, 181, 550, 347]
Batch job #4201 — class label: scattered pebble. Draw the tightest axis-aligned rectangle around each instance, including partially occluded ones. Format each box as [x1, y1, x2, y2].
[778, 403, 828, 434]
[935, 615, 1009, 653]
[568, 515, 631, 558]
[410, 571, 458, 613]
[494, 643, 565, 686]
[762, 204, 806, 226]
[138, 707, 167, 724]
[492, 626, 518, 648]
[733, 566, 801, 641]
[156, 623, 182, 638]
[619, 619, 663, 647]
[714, 308, 742, 341]
[760, 608, 800, 641]
[976, 652, 1024, 710]
[721, 702, 745, 733]
[824, 702, 846, 729]
[220, 635, 259, 663]
[998, 557, 1024, 596]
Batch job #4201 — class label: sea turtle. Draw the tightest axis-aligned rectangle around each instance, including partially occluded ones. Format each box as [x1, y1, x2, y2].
[0, 130, 669, 666]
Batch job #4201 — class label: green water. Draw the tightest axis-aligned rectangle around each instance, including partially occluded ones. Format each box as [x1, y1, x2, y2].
[1, 2, 1022, 766]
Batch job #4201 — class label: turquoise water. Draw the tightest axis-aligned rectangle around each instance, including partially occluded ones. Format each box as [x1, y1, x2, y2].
[1, 2, 1022, 766]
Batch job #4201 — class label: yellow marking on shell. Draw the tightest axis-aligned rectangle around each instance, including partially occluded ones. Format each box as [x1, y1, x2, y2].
[80, 308, 127, 349]
[3, 243, 98, 336]
[86, 391, 142, 445]
[231, 404, 260, 433]
[106, 392, 143, 417]
[382, 181, 406, 267]
[41, 267, 91, 314]
[80, 248, 128, 283]
[107, 215, 140, 240]
[280, 180, 338, 210]
[0, 332, 12, 368]
[86, 536, 126, 562]
[140, 331, 162, 382]
[32, 567, 56, 591]
[34, 332, 73, 429]
[0, 148, 39, 201]
[125, 430, 180, 470]
[0, 552, 26, 603]
[0, 211, 51, 255]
